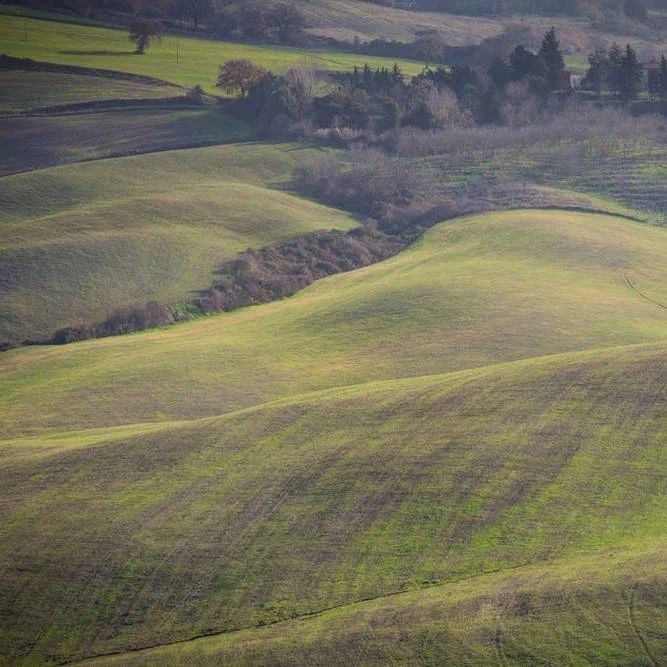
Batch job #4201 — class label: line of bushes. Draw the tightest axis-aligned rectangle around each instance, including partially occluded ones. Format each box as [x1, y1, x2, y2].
[194, 227, 404, 314]
[15, 227, 403, 349]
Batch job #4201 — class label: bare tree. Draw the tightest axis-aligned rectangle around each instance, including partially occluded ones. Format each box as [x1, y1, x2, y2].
[216, 60, 267, 97]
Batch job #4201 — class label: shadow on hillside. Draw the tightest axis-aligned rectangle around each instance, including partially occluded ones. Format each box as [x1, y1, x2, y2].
[59, 50, 136, 56]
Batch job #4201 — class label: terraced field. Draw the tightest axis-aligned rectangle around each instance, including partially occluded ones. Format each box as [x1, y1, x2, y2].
[0, 69, 182, 113]
[0, 142, 358, 344]
[0, 13, 426, 92]
[423, 137, 667, 226]
[0, 106, 252, 176]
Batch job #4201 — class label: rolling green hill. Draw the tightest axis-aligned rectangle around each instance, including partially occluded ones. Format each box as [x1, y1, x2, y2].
[2, 2, 667, 663]
[0, 142, 358, 344]
[3, 209, 667, 438]
[0, 13, 426, 92]
[2, 339, 666, 663]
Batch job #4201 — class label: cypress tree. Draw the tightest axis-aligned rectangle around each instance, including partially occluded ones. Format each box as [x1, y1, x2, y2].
[584, 47, 609, 97]
[538, 27, 565, 91]
[660, 55, 667, 101]
[618, 44, 643, 102]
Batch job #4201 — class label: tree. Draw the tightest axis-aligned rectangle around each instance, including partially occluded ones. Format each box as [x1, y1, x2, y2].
[234, 2, 270, 39]
[617, 44, 643, 102]
[176, 0, 214, 30]
[510, 45, 544, 81]
[268, 2, 306, 43]
[217, 60, 267, 97]
[584, 47, 609, 97]
[660, 55, 667, 101]
[413, 30, 447, 64]
[538, 27, 565, 91]
[129, 18, 162, 55]
[606, 43, 625, 97]
[489, 55, 511, 91]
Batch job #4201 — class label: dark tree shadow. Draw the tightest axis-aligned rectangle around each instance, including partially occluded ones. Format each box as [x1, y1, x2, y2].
[59, 50, 137, 56]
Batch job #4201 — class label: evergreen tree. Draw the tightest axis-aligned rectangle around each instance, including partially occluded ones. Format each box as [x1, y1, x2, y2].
[584, 47, 609, 97]
[391, 63, 404, 86]
[606, 43, 625, 98]
[538, 27, 565, 91]
[618, 44, 643, 102]
[510, 45, 544, 81]
[660, 55, 667, 101]
[489, 55, 511, 91]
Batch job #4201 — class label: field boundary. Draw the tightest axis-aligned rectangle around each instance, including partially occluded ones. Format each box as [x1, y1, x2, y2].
[0, 54, 184, 88]
[3, 96, 205, 117]
[624, 274, 667, 311]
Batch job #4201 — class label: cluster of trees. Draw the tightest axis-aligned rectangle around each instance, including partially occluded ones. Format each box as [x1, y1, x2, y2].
[585, 45, 666, 99]
[22, 0, 309, 44]
[212, 1, 307, 43]
[219, 28, 569, 135]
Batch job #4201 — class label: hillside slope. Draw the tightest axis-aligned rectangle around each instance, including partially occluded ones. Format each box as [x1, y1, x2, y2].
[2, 341, 666, 663]
[0, 142, 358, 344]
[88, 542, 667, 666]
[3, 209, 667, 437]
[294, 0, 666, 55]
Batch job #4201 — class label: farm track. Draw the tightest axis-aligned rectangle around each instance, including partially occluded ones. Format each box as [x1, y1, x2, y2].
[66, 557, 560, 666]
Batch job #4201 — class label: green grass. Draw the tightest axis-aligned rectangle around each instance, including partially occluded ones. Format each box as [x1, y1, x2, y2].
[0, 69, 182, 113]
[87, 540, 667, 666]
[2, 339, 667, 663]
[0, 13, 427, 92]
[0, 142, 358, 343]
[3, 209, 667, 437]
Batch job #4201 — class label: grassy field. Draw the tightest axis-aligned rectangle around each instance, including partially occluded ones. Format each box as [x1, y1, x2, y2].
[0, 142, 358, 344]
[0, 69, 182, 113]
[2, 5, 667, 663]
[3, 209, 667, 437]
[87, 540, 667, 666]
[1, 339, 666, 663]
[0, 106, 252, 176]
[0, 13, 426, 92]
